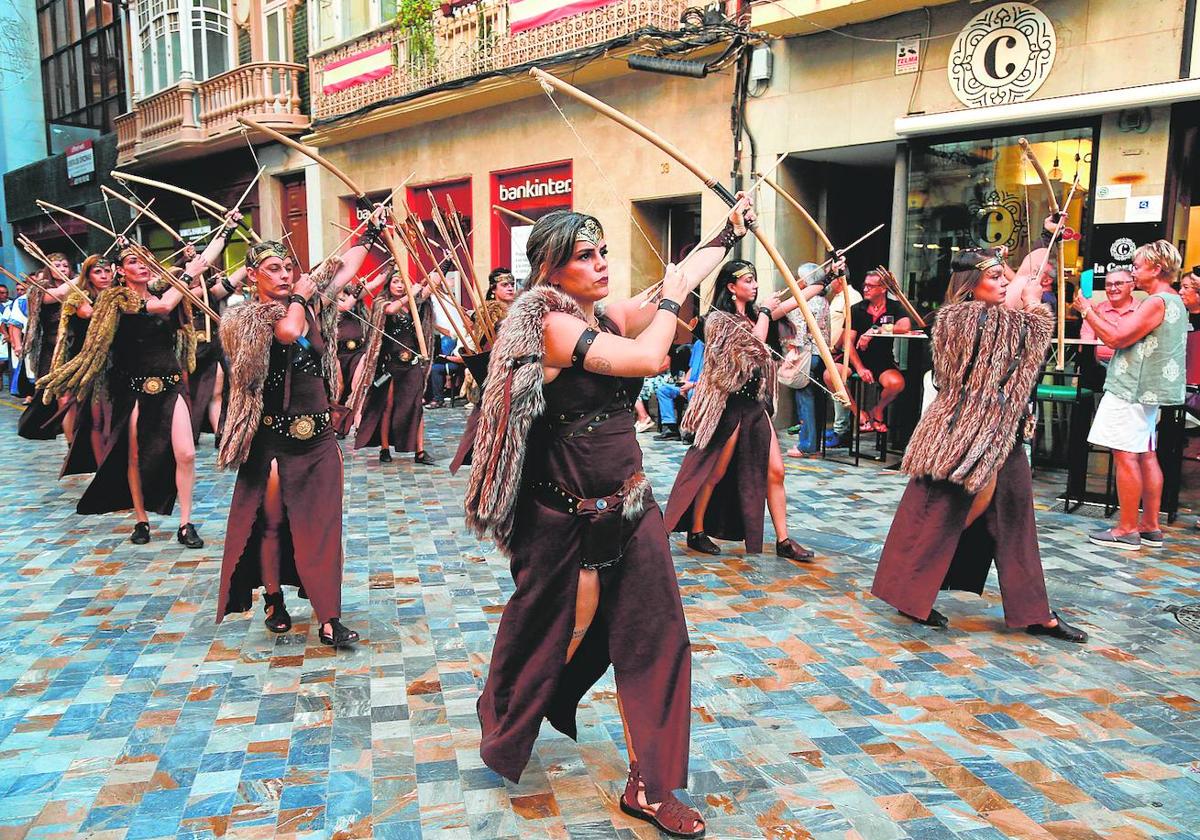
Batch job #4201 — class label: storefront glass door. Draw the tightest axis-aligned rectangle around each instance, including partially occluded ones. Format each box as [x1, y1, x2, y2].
[905, 127, 1095, 311]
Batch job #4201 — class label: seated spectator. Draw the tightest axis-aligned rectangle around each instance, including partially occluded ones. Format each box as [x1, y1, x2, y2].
[654, 333, 705, 441]
[1080, 269, 1139, 365]
[823, 269, 910, 433]
[427, 334, 464, 408]
[781, 262, 830, 456]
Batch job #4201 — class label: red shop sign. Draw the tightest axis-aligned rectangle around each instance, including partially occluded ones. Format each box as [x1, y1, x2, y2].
[490, 160, 572, 279]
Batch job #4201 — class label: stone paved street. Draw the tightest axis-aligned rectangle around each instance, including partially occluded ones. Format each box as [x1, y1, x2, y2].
[0, 400, 1198, 840]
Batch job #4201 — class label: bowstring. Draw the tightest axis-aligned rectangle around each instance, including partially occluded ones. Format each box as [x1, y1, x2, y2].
[39, 207, 88, 259]
[539, 84, 667, 270]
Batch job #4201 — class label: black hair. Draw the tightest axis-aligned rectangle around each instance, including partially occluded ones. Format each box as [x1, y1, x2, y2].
[525, 210, 603, 287]
[709, 260, 759, 320]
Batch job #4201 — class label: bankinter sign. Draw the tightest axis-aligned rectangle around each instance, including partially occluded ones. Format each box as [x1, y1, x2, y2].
[498, 175, 573, 204]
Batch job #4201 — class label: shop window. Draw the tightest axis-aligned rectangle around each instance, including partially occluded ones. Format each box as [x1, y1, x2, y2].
[906, 128, 1094, 312]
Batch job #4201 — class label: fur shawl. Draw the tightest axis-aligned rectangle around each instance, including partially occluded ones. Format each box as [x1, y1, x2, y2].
[216, 301, 286, 468]
[216, 257, 343, 468]
[37, 286, 143, 404]
[344, 293, 434, 423]
[464, 286, 580, 554]
[902, 301, 1052, 492]
[46, 287, 91, 383]
[682, 310, 778, 449]
[23, 286, 47, 378]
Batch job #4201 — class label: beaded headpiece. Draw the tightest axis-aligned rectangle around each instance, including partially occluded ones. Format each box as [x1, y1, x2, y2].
[246, 240, 290, 269]
[576, 217, 604, 246]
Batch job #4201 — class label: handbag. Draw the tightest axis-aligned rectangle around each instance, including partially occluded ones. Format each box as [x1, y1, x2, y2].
[778, 339, 813, 389]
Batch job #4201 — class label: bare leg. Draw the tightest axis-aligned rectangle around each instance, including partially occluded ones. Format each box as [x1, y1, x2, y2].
[565, 569, 599, 663]
[261, 459, 284, 596]
[61, 396, 76, 444]
[765, 424, 790, 540]
[381, 381, 394, 449]
[1136, 451, 1163, 531]
[1112, 450, 1142, 535]
[208, 365, 225, 434]
[170, 396, 196, 525]
[89, 402, 104, 469]
[417, 418, 426, 453]
[128, 403, 148, 523]
[873, 369, 906, 422]
[691, 426, 740, 532]
[634, 399, 651, 424]
[964, 476, 997, 528]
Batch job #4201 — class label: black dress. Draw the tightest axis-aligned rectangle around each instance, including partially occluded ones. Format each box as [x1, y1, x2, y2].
[353, 311, 427, 452]
[77, 309, 188, 516]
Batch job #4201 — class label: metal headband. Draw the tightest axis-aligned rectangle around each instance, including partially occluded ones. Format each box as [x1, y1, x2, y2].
[576, 217, 604, 246]
[246, 240, 289, 268]
[975, 255, 1004, 273]
[732, 264, 756, 279]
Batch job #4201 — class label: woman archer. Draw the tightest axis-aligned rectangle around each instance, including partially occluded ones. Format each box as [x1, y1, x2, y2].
[466, 198, 756, 840]
[215, 215, 379, 648]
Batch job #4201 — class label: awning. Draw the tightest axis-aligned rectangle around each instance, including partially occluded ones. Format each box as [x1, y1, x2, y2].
[895, 77, 1200, 137]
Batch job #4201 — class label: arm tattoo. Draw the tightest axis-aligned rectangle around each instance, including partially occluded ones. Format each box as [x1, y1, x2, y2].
[588, 355, 613, 374]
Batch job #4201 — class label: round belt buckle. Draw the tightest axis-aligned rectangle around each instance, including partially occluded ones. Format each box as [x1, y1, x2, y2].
[289, 416, 317, 440]
[142, 376, 164, 394]
[400, 350, 413, 363]
[346, 340, 358, 351]
[596, 498, 608, 510]
[263, 415, 274, 426]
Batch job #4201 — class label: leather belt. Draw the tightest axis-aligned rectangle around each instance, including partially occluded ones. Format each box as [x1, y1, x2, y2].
[129, 373, 181, 395]
[533, 476, 643, 569]
[261, 410, 330, 441]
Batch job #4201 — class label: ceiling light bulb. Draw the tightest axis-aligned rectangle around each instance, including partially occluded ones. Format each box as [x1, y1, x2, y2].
[1048, 158, 1063, 180]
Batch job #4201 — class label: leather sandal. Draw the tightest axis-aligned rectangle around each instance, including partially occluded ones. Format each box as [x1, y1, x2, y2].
[263, 590, 292, 633]
[620, 762, 705, 839]
[319, 618, 359, 648]
[686, 531, 720, 555]
[1026, 611, 1088, 643]
[130, 521, 151, 545]
[776, 537, 814, 562]
[900, 607, 948, 628]
[177, 523, 204, 549]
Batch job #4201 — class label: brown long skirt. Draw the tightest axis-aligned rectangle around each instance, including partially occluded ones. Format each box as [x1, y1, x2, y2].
[17, 395, 64, 440]
[354, 363, 426, 452]
[871, 443, 1054, 628]
[477, 494, 692, 803]
[61, 398, 111, 478]
[663, 397, 771, 553]
[77, 384, 188, 516]
[449, 406, 479, 475]
[216, 428, 344, 624]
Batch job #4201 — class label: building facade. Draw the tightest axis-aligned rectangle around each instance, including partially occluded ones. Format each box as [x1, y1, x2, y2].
[305, 0, 743, 302]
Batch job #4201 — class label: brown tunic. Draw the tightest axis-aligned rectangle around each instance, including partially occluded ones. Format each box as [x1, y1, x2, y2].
[216, 307, 344, 624]
[17, 300, 64, 441]
[477, 317, 692, 804]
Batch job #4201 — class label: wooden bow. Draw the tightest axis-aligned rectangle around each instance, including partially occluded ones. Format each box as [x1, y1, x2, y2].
[760, 176, 855, 362]
[102, 185, 214, 340]
[111, 171, 263, 243]
[531, 67, 848, 404]
[1018, 137, 1066, 369]
[239, 116, 428, 358]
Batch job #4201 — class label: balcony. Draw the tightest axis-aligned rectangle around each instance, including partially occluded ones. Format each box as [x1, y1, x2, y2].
[115, 62, 309, 165]
[309, 0, 720, 131]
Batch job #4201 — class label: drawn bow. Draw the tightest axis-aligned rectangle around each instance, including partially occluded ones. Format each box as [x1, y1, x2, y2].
[530, 67, 848, 405]
[110, 171, 263, 244]
[238, 117, 429, 359]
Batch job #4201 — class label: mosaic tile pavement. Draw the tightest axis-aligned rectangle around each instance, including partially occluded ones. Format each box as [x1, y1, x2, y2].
[0, 398, 1198, 840]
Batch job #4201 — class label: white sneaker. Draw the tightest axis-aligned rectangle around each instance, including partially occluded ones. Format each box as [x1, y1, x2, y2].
[635, 418, 655, 433]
